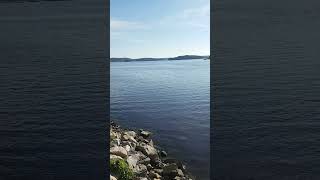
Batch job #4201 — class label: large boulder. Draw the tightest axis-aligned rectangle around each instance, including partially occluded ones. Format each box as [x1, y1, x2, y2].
[163, 158, 186, 172]
[163, 163, 179, 178]
[110, 146, 128, 158]
[139, 129, 152, 138]
[133, 164, 148, 176]
[136, 142, 159, 161]
[126, 154, 139, 169]
[138, 157, 150, 165]
[110, 154, 123, 161]
[124, 131, 137, 138]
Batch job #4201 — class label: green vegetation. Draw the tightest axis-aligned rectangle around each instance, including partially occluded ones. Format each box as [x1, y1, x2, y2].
[110, 158, 134, 180]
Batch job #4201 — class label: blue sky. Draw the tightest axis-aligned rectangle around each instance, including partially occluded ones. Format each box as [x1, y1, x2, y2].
[111, 0, 210, 58]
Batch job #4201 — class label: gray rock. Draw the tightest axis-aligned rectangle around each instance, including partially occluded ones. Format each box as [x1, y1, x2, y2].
[139, 157, 151, 165]
[137, 178, 148, 180]
[134, 164, 148, 176]
[146, 163, 153, 170]
[177, 169, 184, 177]
[136, 142, 159, 161]
[125, 145, 131, 152]
[110, 138, 121, 147]
[136, 151, 147, 159]
[110, 146, 128, 158]
[152, 158, 163, 168]
[163, 158, 185, 171]
[148, 139, 154, 146]
[122, 134, 130, 141]
[139, 130, 152, 138]
[110, 154, 123, 161]
[149, 171, 161, 179]
[127, 154, 139, 169]
[122, 141, 137, 150]
[160, 150, 168, 157]
[129, 136, 138, 143]
[124, 131, 137, 138]
[153, 168, 163, 175]
[163, 163, 179, 177]
[110, 175, 117, 180]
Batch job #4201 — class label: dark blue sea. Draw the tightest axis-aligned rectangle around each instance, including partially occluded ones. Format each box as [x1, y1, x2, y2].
[111, 59, 210, 180]
[213, 0, 320, 179]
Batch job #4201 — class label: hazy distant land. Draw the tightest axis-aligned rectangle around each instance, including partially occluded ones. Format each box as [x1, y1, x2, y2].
[111, 55, 210, 62]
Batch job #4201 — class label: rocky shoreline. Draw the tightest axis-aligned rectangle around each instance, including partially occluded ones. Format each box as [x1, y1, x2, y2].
[110, 121, 194, 180]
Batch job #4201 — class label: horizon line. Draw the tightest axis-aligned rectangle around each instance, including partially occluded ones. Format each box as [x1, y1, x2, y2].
[110, 54, 210, 59]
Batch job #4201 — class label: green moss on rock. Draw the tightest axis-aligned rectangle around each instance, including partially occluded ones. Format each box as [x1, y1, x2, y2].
[110, 158, 134, 180]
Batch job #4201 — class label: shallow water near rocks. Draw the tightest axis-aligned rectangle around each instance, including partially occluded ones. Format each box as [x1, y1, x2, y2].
[111, 59, 210, 180]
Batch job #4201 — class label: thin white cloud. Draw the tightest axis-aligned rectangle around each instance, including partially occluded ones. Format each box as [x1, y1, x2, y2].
[158, 3, 210, 31]
[110, 18, 147, 31]
[180, 4, 210, 19]
[179, 4, 210, 30]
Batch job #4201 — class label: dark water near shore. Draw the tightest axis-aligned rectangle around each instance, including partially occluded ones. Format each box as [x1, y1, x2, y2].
[111, 59, 210, 179]
[0, 0, 107, 179]
[213, 0, 320, 179]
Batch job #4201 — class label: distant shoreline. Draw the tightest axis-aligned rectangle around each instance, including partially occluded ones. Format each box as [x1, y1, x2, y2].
[111, 55, 210, 62]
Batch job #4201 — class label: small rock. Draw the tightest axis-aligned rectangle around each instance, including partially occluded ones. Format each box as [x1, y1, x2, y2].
[110, 175, 117, 180]
[122, 134, 130, 141]
[110, 154, 123, 161]
[152, 158, 163, 168]
[137, 178, 148, 180]
[110, 146, 128, 158]
[163, 158, 185, 171]
[139, 157, 151, 165]
[177, 169, 184, 177]
[160, 150, 167, 157]
[139, 130, 152, 138]
[127, 154, 139, 169]
[153, 169, 163, 174]
[134, 164, 148, 176]
[122, 141, 137, 150]
[125, 145, 131, 152]
[146, 163, 153, 170]
[134, 151, 147, 161]
[110, 138, 120, 147]
[163, 163, 179, 177]
[148, 139, 154, 146]
[129, 136, 138, 143]
[149, 171, 161, 179]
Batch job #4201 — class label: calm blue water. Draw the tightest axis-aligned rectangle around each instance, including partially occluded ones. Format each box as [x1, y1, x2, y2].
[111, 59, 210, 179]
